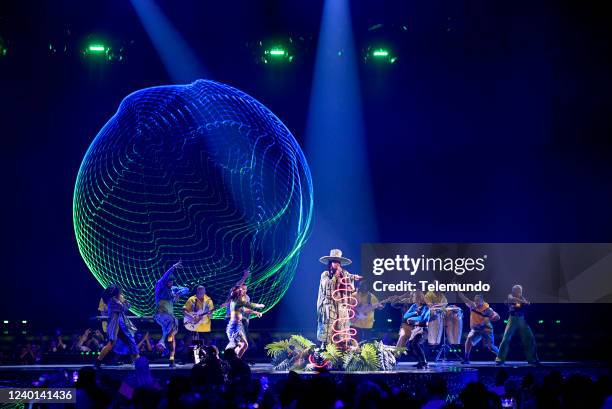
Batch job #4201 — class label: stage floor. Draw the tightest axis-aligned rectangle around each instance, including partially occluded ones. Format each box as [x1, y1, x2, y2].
[0, 360, 599, 373]
[0, 361, 604, 373]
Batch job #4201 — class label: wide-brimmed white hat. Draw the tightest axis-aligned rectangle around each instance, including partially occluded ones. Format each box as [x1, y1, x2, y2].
[319, 249, 352, 266]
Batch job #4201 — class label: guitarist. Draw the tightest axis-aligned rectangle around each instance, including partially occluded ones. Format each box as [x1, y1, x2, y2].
[458, 291, 500, 364]
[183, 285, 214, 343]
[351, 281, 383, 342]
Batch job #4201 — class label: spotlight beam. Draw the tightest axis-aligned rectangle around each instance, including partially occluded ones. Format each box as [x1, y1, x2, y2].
[304, 0, 378, 256]
[130, 0, 208, 83]
[278, 0, 378, 331]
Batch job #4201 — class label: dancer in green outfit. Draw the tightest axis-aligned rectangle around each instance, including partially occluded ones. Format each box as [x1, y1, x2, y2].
[495, 284, 540, 365]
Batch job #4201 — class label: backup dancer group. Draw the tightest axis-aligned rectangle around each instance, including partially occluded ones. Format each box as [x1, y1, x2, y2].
[95, 261, 264, 367]
[95, 248, 539, 369]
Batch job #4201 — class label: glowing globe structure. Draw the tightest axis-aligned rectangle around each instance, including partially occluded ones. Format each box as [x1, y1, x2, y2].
[73, 80, 313, 318]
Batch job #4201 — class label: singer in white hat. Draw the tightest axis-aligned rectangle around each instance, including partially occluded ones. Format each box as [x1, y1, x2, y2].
[316, 249, 363, 347]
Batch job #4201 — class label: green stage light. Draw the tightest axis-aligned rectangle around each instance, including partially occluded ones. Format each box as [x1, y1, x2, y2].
[2, 320, 8, 324]
[261, 46, 294, 64]
[365, 47, 398, 64]
[268, 48, 286, 56]
[88, 44, 106, 52]
[555, 320, 561, 324]
[372, 49, 389, 57]
[538, 320, 544, 324]
[21, 320, 27, 324]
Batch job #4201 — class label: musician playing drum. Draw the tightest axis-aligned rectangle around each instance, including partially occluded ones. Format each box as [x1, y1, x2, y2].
[458, 291, 500, 364]
[183, 285, 214, 344]
[403, 291, 430, 369]
[424, 291, 448, 345]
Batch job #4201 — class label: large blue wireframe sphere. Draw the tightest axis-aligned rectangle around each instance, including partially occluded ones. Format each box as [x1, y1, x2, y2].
[73, 80, 313, 318]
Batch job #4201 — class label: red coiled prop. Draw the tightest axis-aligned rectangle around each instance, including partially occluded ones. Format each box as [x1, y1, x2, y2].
[331, 275, 358, 349]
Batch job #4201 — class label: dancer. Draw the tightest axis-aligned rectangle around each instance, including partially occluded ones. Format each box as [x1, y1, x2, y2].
[403, 291, 430, 369]
[183, 285, 214, 343]
[222, 270, 251, 313]
[97, 297, 108, 334]
[391, 291, 415, 349]
[95, 284, 139, 368]
[154, 260, 189, 367]
[222, 270, 255, 356]
[316, 249, 363, 348]
[458, 292, 500, 364]
[226, 285, 264, 358]
[495, 284, 540, 365]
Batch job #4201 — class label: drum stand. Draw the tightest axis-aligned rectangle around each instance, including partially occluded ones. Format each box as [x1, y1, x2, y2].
[434, 314, 462, 362]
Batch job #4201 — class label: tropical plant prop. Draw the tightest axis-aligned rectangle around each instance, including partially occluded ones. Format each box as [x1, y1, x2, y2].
[265, 334, 316, 371]
[265, 336, 405, 372]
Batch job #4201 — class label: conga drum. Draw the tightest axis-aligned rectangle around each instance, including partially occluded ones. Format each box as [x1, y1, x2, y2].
[444, 306, 463, 345]
[427, 307, 444, 345]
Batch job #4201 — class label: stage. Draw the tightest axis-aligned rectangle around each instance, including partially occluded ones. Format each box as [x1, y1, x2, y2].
[1, 361, 608, 402]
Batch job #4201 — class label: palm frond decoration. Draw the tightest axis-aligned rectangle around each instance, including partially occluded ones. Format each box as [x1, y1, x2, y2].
[273, 357, 294, 372]
[360, 343, 381, 371]
[288, 334, 315, 350]
[342, 350, 365, 372]
[266, 336, 402, 372]
[265, 335, 316, 371]
[320, 342, 343, 368]
[374, 341, 402, 371]
[265, 339, 290, 358]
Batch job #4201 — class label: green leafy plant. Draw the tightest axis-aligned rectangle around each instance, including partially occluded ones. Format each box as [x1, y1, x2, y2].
[342, 343, 381, 371]
[265, 336, 405, 372]
[265, 335, 315, 371]
[320, 342, 343, 369]
[374, 340, 405, 371]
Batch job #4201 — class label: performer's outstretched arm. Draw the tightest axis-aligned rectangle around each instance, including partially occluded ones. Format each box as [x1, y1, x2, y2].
[413, 305, 430, 323]
[157, 260, 182, 287]
[487, 307, 500, 321]
[236, 269, 250, 287]
[221, 269, 251, 308]
[507, 294, 529, 305]
[458, 291, 476, 309]
[402, 304, 418, 321]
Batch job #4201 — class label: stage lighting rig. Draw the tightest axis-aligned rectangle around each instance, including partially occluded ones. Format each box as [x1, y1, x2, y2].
[362, 23, 407, 65]
[86, 43, 107, 54]
[247, 35, 313, 65]
[263, 46, 293, 63]
[82, 40, 129, 63]
[364, 46, 397, 64]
